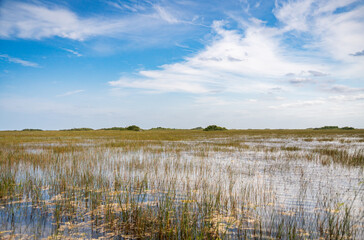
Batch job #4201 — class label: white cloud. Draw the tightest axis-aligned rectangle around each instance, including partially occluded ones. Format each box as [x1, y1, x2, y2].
[62, 48, 82, 57]
[106, 0, 148, 12]
[106, 1, 137, 12]
[274, 0, 315, 32]
[0, 1, 185, 41]
[289, 77, 314, 85]
[0, 54, 39, 67]
[275, 0, 364, 68]
[308, 70, 328, 77]
[109, 20, 323, 94]
[314, 5, 364, 64]
[323, 85, 364, 94]
[154, 5, 180, 24]
[269, 100, 326, 109]
[286, 70, 329, 85]
[57, 90, 85, 97]
[106, 0, 364, 129]
[108, 0, 364, 110]
[328, 94, 364, 101]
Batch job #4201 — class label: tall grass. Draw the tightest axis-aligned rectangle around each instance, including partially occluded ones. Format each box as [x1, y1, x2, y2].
[0, 129, 363, 239]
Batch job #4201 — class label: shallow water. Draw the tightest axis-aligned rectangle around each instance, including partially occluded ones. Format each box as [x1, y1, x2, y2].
[1, 134, 363, 239]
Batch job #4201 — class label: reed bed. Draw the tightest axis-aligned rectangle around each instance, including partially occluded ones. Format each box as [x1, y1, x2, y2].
[0, 129, 363, 239]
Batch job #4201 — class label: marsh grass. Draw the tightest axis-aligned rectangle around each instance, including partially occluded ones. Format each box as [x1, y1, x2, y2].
[313, 148, 364, 166]
[0, 129, 363, 239]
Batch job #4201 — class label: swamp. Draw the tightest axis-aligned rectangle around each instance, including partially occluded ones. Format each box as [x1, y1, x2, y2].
[0, 129, 363, 239]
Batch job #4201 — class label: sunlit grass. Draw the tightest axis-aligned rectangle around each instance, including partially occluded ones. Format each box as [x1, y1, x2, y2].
[0, 129, 363, 239]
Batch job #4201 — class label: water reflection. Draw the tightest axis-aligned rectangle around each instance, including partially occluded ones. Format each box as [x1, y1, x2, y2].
[0, 135, 363, 239]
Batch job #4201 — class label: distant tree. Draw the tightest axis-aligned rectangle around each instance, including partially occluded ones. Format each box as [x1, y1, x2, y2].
[191, 127, 203, 130]
[314, 126, 339, 130]
[22, 128, 43, 131]
[203, 125, 227, 131]
[149, 127, 173, 130]
[341, 126, 355, 130]
[100, 127, 126, 130]
[61, 128, 93, 131]
[126, 125, 141, 131]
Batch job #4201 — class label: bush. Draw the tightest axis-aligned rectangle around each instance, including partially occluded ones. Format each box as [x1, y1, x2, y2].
[126, 125, 141, 131]
[191, 127, 203, 130]
[314, 126, 339, 130]
[203, 125, 227, 131]
[149, 127, 175, 130]
[100, 127, 126, 131]
[313, 126, 355, 130]
[341, 126, 355, 130]
[61, 128, 94, 131]
[22, 129, 43, 131]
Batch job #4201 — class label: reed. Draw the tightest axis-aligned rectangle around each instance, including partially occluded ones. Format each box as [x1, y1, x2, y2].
[0, 129, 363, 239]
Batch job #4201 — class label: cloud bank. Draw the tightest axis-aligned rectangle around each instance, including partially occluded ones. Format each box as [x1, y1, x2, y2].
[109, 0, 364, 98]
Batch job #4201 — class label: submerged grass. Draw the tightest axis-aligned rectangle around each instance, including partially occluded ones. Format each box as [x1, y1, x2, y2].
[0, 129, 363, 239]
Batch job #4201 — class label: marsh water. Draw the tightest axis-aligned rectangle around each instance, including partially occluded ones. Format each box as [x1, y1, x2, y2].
[0, 131, 363, 239]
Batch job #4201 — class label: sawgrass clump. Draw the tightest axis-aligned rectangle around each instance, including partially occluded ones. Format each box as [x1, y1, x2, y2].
[0, 129, 363, 239]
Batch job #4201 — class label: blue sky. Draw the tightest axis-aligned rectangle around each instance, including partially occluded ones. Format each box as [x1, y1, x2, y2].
[1, 0, 364, 130]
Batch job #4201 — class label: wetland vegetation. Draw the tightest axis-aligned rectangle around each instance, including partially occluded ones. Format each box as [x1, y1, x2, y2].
[0, 129, 363, 239]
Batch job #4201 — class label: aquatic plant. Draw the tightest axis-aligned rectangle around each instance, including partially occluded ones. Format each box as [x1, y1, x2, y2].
[0, 129, 363, 239]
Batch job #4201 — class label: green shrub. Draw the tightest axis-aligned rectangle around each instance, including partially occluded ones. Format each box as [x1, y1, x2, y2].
[149, 127, 175, 130]
[313, 126, 355, 130]
[314, 126, 339, 130]
[100, 127, 126, 131]
[61, 128, 94, 131]
[126, 125, 141, 131]
[203, 125, 227, 131]
[341, 126, 355, 130]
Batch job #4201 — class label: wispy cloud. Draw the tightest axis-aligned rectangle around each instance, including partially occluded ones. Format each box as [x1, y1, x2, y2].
[0, 54, 39, 67]
[57, 90, 84, 97]
[286, 70, 328, 85]
[323, 85, 364, 94]
[328, 94, 364, 101]
[109, 20, 322, 94]
[106, 1, 136, 12]
[109, 0, 364, 99]
[308, 70, 328, 77]
[0, 1, 191, 41]
[154, 5, 180, 24]
[269, 100, 326, 109]
[288, 78, 315, 85]
[62, 48, 82, 57]
[275, 0, 364, 64]
[106, 0, 364, 129]
[106, 0, 148, 12]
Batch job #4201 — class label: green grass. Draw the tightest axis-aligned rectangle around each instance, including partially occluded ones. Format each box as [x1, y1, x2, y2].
[0, 129, 363, 239]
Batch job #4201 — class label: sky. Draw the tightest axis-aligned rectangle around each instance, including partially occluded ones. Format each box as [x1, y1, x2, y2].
[1, 0, 364, 130]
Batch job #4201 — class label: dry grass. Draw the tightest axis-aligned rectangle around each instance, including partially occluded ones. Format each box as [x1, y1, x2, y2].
[0, 129, 363, 239]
